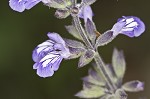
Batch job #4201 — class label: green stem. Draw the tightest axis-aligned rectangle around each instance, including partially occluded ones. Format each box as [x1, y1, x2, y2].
[72, 16, 117, 92]
[73, 16, 93, 49]
[94, 52, 117, 91]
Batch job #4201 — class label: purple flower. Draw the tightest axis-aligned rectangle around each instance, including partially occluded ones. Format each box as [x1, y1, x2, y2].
[9, 0, 41, 12]
[78, 5, 93, 22]
[32, 32, 71, 78]
[111, 16, 145, 37]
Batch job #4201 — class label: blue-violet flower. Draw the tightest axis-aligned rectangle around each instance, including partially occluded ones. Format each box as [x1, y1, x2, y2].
[9, 0, 41, 12]
[32, 32, 71, 78]
[111, 16, 145, 37]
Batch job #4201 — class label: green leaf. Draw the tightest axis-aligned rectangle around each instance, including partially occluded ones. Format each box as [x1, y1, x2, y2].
[75, 83, 105, 98]
[65, 25, 82, 40]
[122, 80, 144, 92]
[82, 68, 105, 86]
[112, 48, 126, 79]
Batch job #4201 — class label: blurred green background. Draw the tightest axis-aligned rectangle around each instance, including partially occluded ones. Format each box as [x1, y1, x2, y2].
[0, 0, 150, 99]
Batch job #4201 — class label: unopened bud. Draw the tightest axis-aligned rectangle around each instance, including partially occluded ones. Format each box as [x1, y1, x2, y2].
[55, 9, 70, 19]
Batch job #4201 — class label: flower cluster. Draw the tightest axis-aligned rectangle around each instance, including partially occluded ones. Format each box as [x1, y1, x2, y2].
[9, 0, 146, 98]
[9, 0, 145, 39]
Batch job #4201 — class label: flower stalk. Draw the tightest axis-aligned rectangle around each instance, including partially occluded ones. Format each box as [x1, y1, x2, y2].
[73, 16, 93, 49]
[72, 15, 117, 92]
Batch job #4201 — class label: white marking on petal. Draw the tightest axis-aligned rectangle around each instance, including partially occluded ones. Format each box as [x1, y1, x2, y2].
[43, 47, 52, 52]
[42, 58, 52, 68]
[36, 40, 55, 54]
[40, 53, 59, 62]
[126, 18, 134, 24]
[50, 56, 60, 64]
[121, 19, 125, 22]
[41, 54, 60, 68]
[38, 40, 54, 47]
[126, 22, 138, 28]
[18, 0, 22, 3]
[122, 28, 134, 31]
[37, 46, 48, 53]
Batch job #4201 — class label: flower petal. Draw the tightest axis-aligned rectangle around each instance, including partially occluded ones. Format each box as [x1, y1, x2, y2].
[33, 63, 39, 69]
[47, 32, 71, 58]
[111, 21, 126, 36]
[51, 56, 63, 71]
[78, 5, 93, 22]
[9, 0, 41, 12]
[25, 0, 41, 9]
[129, 16, 145, 37]
[32, 40, 54, 62]
[35, 53, 63, 78]
[37, 65, 54, 78]
[9, 0, 26, 12]
[47, 32, 66, 46]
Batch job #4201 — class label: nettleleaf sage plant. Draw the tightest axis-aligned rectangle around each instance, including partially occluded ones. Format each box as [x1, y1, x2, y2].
[9, 0, 145, 98]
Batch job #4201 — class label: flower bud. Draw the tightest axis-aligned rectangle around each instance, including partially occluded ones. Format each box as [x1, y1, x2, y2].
[55, 9, 70, 19]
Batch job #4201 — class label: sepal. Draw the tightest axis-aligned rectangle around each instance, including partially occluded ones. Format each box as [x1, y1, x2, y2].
[85, 18, 97, 44]
[78, 49, 95, 68]
[95, 30, 114, 48]
[64, 39, 85, 49]
[64, 39, 85, 59]
[67, 47, 84, 59]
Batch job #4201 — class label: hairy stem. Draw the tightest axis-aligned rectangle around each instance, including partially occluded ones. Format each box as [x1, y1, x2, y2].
[73, 16, 117, 92]
[94, 52, 117, 91]
[73, 16, 93, 49]
[72, 0, 77, 6]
